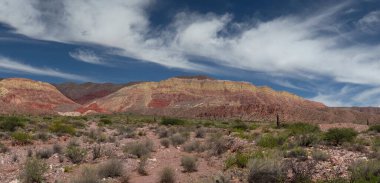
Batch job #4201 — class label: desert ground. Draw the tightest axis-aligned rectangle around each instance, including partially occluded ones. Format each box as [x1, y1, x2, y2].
[1, 114, 380, 183]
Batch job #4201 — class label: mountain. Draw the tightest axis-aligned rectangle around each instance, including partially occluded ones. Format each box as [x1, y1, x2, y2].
[54, 82, 142, 104]
[0, 78, 79, 114]
[79, 77, 335, 122]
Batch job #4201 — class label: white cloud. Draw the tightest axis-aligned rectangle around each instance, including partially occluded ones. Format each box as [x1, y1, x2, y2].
[0, 56, 90, 81]
[1, 1, 380, 105]
[357, 11, 380, 34]
[69, 49, 105, 65]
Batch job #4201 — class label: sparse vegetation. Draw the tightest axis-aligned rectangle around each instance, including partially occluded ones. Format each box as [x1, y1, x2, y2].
[159, 167, 176, 183]
[257, 133, 287, 148]
[12, 131, 32, 144]
[49, 120, 75, 135]
[36, 148, 53, 159]
[20, 157, 48, 183]
[170, 133, 188, 146]
[160, 138, 170, 148]
[181, 156, 197, 172]
[247, 158, 285, 183]
[124, 139, 154, 158]
[182, 140, 205, 153]
[0, 116, 25, 131]
[349, 159, 380, 182]
[312, 149, 330, 161]
[97, 159, 124, 178]
[207, 133, 230, 156]
[65, 144, 87, 164]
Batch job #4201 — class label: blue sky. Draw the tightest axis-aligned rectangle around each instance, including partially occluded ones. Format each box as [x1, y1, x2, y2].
[1, 0, 380, 107]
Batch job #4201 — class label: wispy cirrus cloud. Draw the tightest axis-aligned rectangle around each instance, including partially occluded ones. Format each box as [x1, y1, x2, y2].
[0, 56, 90, 81]
[69, 49, 106, 65]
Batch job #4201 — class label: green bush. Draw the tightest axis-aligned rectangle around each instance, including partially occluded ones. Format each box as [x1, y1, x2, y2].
[257, 134, 287, 148]
[232, 122, 249, 132]
[97, 159, 124, 178]
[247, 158, 285, 183]
[349, 159, 380, 182]
[12, 131, 32, 145]
[161, 118, 186, 126]
[20, 158, 48, 183]
[181, 156, 197, 172]
[65, 145, 87, 164]
[324, 128, 358, 145]
[0, 116, 25, 131]
[49, 121, 75, 135]
[159, 167, 176, 183]
[285, 123, 320, 135]
[369, 125, 380, 133]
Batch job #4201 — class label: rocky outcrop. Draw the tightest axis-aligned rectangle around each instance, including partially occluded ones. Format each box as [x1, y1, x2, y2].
[0, 78, 79, 114]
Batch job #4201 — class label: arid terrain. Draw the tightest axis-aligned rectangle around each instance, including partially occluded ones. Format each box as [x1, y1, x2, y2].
[1, 76, 380, 183]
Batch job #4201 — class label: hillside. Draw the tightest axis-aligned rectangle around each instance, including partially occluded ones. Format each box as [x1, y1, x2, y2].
[0, 78, 79, 114]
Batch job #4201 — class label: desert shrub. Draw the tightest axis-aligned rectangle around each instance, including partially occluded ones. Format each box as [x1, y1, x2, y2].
[97, 159, 124, 178]
[157, 127, 169, 138]
[49, 121, 75, 135]
[295, 134, 320, 147]
[159, 167, 176, 183]
[35, 132, 49, 142]
[284, 147, 307, 160]
[324, 128, 358, 145]
[247, 158, 285, 183]
[0, 142, 9, 153]
[0, 116, 25, 131]
[369, 125, 380, 133]
[65, 145, 87, 164]
[284, 160, 313, 183]
[225, 152, 251, 169]
[312, 149, 330, 161]
[12, 131, 32, 145]
[257, 134, 287, 148]
[36, 148, 53, 159]
[92, 145, 102, 160]
[138, 157, 148, 176]
[181, 156, 197, 172]
[349, 159, 380, 182]
[182, 140, 205, 153]
[195, 128, 206, 138]
[170, 133, 188, 146]
[161, 118, 186, 126]
[71, 167, 100, 183]
[124, 139, 154, 158]
[20, 157, 48, 183]
[160, 138, 170, 148]
[207, 133, 230, 156]
[285, 123, 320, 135]
[53, 144, 62, 154]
